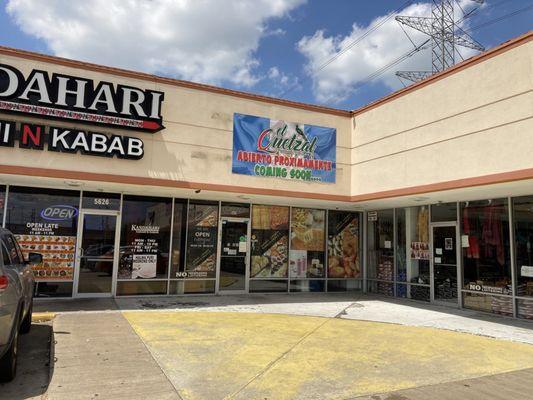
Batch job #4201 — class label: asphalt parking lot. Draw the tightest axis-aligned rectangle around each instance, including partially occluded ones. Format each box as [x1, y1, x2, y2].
[0, 322, 52, 400]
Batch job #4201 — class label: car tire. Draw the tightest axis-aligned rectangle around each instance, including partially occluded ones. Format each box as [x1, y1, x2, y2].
[0, 321, 19, 382]
[20, 301, 32, 334]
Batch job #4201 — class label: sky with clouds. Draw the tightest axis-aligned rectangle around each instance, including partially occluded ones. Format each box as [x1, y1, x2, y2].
[0, 0, 531, 110]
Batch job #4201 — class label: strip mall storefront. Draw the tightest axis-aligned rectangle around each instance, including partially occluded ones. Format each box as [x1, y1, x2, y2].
[0, 32, 531, 320]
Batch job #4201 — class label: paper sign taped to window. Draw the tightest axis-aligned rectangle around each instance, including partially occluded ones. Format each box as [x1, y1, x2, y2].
[434, 257, 442, 264]
[461, 235, 470, 248]
[384, 240, 392, 249]
[521, 265, 533, 277]
[238, 241, 247, 253]
[132, 254, 157, 279]
[436, 248, 443, 255]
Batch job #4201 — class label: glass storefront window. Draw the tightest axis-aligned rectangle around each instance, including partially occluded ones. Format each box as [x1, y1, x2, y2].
[397, 206, 430, 287]
[513, 196, 533, 320]
[290, 208, 326, 279]
[289, 280, 325, 292]
[367, 209, 394, 281]
[249, 280, 288, 293]
[368, 280, 394, 297]
[463, 292, 513, 316]
[170, 199, 187, 279]
[185, 201, 219, 279]
[517, 298, 533, 320]
[116, 280, 167, 296]
[431, 202, 457, 222]
[119, 195, 172, 280]
[327, 280, 361, 292]
[513, 196, 533, 298]
[250, 205, 289, 279]
[0, 185, 5, 226]
[5, 186, 80, 297]
[169, 280, 215, 295]
[327, 211, 361, 279]
[461, 199, 511, 296]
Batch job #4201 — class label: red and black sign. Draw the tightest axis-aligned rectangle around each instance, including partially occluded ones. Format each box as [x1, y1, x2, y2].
[0, 64, 164, 132]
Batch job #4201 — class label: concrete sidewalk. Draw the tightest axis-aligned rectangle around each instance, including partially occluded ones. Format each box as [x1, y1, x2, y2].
[46, 312, 180, 400]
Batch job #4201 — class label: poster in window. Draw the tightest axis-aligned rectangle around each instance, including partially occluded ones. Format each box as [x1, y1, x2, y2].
[290, 208, 325, 278]
[5, 187, 79, 281]
[250, 205, 289, 278]
[185, 203, 218, 278]
[328, 211, 360, 278]
[118, 196, 172, 279]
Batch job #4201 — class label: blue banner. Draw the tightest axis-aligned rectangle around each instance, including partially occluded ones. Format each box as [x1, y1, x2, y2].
[232, 113, 336, 183]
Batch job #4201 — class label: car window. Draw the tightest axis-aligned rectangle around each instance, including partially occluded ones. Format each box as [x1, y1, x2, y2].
[13, 237, 26, 263]
[3, 236, 21, 264]
[1, 242, 11, 266]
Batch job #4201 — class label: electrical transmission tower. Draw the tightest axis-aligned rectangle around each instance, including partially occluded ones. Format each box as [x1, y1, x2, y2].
[396, 0, 485, 83]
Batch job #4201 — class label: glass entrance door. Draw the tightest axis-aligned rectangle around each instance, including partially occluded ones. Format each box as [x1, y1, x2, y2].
[75, 212, 118, 296]
[431, 224, 459, 305]
[218, 219, 249, 293]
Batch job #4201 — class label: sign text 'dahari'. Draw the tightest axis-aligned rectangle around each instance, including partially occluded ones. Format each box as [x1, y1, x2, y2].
[0, 63, 164, 132]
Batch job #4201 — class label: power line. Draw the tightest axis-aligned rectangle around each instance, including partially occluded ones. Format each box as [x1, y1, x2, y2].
[281, 1, 532, 101]
[376, 4, 533, 91]
[280, 0, 414, 97]
[465, 3, 533, 33]
[312, 0, 414, 74]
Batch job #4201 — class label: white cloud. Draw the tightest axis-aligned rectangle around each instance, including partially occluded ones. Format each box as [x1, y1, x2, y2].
[297, 2, 480, 104]
[266, 66, 299, 96]
[6, 0, 305, 87]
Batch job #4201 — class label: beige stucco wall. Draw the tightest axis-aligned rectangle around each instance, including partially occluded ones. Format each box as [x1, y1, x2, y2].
[0, 37, 531, 201]
[0, 54, 352, 197]
[350, 40, 533, 197]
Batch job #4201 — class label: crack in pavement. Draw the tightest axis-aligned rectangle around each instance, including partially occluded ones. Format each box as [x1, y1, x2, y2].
[225, 298, 364, 399]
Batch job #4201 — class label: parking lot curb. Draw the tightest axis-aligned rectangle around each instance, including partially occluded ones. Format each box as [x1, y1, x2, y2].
[32, 312, 56, 322]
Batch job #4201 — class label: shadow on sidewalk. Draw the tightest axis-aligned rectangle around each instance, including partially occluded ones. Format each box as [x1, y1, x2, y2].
[0, 323, 53, 400]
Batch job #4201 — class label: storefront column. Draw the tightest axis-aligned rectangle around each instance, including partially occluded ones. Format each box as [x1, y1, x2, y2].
[2, 184, 8, 228]
[167, 197, 176, 296]
[508, 196, 518, 318]
[392, 208, 397, 297]
[456, 201, 463, 309]
[362, 211, 368, 294]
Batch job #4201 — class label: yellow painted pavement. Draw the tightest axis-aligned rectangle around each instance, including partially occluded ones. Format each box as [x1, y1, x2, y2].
[123, 311, 533, 400]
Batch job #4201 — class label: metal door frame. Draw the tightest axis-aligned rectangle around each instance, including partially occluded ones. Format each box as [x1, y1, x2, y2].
[216, 217, 250, 295]
[73, 209, 121, 298]
[430, 221, 460, 307]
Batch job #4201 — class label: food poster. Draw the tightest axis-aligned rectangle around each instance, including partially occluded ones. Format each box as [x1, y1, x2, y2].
[250, 205, 289, 278]
[327, 211, 360, 278]
[185, 203, 218, 278]
[290, 208, 325, 278]
[5, 190, 80, 281]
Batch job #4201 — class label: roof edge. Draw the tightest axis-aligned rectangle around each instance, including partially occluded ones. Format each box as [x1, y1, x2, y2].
[351, 30, 533, 116]
[0, 45, 351, 118]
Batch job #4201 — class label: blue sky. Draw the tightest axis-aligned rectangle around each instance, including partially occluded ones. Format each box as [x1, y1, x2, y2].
[0, 0, 531, 110]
